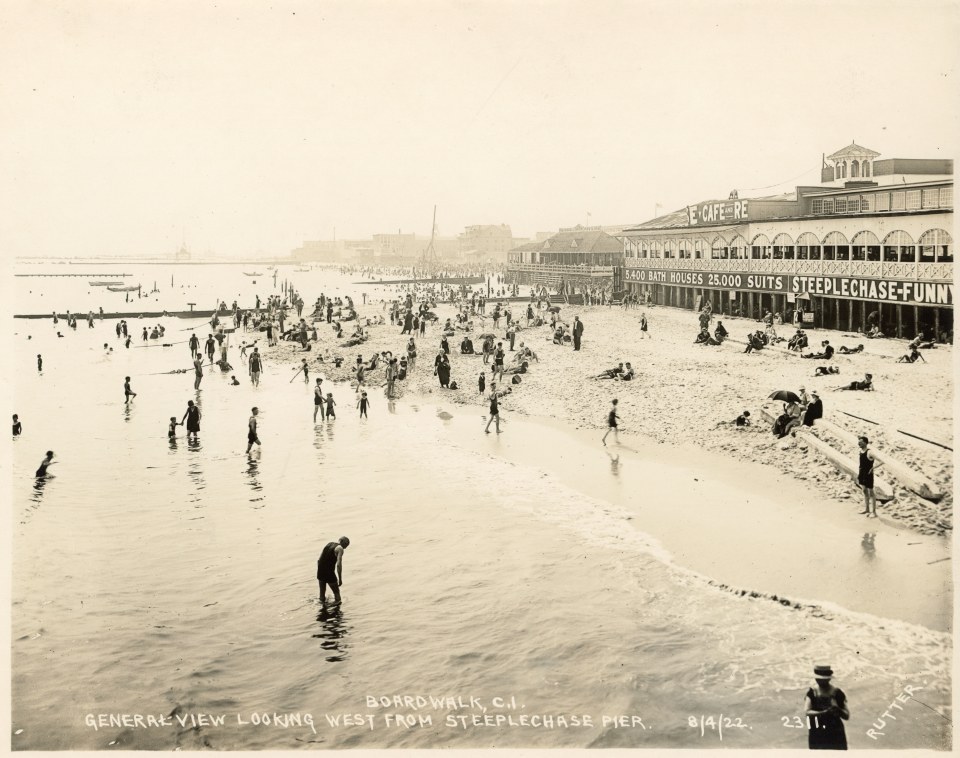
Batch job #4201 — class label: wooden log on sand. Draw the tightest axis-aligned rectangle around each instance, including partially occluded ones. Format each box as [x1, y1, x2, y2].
[814, 419, 943, 502]
[758, 408, 895, 502]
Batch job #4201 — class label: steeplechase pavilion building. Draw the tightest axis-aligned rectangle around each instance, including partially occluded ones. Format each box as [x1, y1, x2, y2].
[617, 143, 953, 340]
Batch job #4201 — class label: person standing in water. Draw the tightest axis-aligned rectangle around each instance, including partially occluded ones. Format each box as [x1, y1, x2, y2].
[13, 414, 22, 436]
[192, 355, 204, 391]
[249, 347, 262, 387]
[181, 400, 201, 440]
[124, 376, 137, 403]
[484, 384, 504, 434]
[35, 450, 56, 477]
[313, 378, 326, 422]
[246, 407, 261, 453]
[317, 536, 350, 604]
[188, 333, 199, 358]
[325, 392, 336, 420]
[357, 391, 370, 418]
[37, 354, 43, 372]
[602, 398, 620, 446]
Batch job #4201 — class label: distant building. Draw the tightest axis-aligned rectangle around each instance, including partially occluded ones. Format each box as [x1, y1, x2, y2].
[459, 224, 514, 262]
[174, 245, 191, 261]
[506, 226, 624, 289]
[373, 233, 419, 258]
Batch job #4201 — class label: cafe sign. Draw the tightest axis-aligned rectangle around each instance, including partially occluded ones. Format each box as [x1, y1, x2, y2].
[687, 200, 749, 226]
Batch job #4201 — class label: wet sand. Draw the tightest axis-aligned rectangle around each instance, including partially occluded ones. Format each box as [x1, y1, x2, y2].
[280, 295, 952, 539]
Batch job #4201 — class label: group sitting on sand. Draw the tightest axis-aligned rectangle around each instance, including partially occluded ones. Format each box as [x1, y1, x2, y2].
[695, 327, 722, 346]
[787, 329, 809, 351]
[594, 362, 635, 381]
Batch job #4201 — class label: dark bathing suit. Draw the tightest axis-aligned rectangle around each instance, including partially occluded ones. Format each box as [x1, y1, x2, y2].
[858, 450, 874, 489]
[317, 542, 339, 584]
[608, 410, 618, 428]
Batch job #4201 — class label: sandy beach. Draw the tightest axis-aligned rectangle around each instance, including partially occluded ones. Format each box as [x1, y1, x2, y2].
[265, 287, 953, 538]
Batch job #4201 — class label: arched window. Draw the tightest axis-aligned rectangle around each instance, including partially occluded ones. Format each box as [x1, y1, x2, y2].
[772, 232, 795, 260]
[881, 230, 915, 262]
[796, 231, 820, 261]
[710, 235, 728, 259]
[822, 231, 849, 261]
[750, 233, 771, 259]
[863, 162, 871, 178]
[851, 230, 881, 261]
[918, 228, 953, 263]
[851, 159, 860, 178]
[727, 235, 748, 259]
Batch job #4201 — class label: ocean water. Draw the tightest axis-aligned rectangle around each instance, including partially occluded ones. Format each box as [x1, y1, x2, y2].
[9, 262, 952, 750]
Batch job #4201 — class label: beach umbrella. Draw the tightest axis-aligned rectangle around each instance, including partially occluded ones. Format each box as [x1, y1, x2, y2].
[768, 390, 801, 403]
[478, 333, 496, 339]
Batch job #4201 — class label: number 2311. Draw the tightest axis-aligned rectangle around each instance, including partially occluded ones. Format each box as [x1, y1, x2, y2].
[782, 716, 821, 729]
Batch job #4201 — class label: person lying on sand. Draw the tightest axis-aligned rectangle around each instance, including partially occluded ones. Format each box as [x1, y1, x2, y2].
[619, 362, 635, 381]
[836, 373, 873, 391]
[838, 344, 864, 354]
[814, 365, 840, 376]
[802, 340, 834, 360]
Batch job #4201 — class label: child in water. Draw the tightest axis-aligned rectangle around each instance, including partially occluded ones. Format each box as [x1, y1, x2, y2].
[168, 416, 181, 438]
[357, 391, 370, 418]
[325, 393, 337, 419]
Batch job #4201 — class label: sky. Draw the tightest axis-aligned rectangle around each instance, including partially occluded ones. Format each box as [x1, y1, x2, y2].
[1, 0, 958, 258]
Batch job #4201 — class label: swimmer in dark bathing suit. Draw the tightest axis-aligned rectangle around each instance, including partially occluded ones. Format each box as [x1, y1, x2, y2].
[317, 536, 350, 603]
[246, 407, 261, 453]
[35, 450, 55, 477]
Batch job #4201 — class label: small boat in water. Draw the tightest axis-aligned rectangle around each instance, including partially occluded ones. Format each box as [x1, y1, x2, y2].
[243, 272, 263, 276]
[107, 284, 141, 292]
[89, 281, 122, 286]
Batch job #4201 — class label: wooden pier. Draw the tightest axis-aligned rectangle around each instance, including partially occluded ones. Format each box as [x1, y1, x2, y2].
[14, 273, 133, 278]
